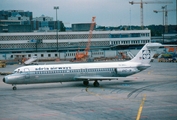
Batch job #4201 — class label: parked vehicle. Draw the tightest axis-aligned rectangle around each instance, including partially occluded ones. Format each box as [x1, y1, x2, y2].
[0, 60, 6, 68]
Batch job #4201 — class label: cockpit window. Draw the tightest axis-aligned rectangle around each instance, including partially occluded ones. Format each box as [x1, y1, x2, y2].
[13, 69, 22, 73]
[13, 70, 22, 73]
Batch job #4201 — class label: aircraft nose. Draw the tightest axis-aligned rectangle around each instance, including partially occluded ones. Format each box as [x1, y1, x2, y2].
[3, 77, 6, 83]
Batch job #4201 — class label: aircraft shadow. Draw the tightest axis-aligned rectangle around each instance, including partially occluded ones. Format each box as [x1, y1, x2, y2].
[5, 79, 177, 91]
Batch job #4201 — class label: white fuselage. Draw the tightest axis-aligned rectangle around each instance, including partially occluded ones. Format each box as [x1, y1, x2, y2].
[3, 61, 147, 85]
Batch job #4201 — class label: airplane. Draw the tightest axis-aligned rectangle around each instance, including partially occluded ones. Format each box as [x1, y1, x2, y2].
[3, 43, 162, 90]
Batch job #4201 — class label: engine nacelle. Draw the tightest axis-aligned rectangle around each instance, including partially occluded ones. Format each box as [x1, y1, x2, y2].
[116, 68, 139, 76]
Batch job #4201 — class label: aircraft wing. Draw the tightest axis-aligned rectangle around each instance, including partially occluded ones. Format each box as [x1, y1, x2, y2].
[74, 76, 119, 81]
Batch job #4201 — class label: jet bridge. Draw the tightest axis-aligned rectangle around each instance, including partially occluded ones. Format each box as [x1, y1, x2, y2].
[24, 56, 38, 65]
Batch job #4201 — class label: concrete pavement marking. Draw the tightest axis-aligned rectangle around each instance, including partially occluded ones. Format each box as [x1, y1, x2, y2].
[136, 94, 146, 120]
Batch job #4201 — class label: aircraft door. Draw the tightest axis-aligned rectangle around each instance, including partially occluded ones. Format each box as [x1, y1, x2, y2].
[24, 68, 30, 79]
[114, 68, 117, 74]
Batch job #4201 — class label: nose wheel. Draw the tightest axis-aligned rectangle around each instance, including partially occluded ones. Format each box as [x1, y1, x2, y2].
[12, 85, 17, 90]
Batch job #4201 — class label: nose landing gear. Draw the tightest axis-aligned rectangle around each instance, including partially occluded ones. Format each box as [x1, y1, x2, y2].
[12, 85, 17, 90]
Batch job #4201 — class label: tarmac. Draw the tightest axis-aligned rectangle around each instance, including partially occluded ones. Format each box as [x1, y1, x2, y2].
[0, 60, 177, 120]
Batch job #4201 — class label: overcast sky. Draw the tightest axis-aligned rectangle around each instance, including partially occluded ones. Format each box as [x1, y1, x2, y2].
[1, 0, 176, 27]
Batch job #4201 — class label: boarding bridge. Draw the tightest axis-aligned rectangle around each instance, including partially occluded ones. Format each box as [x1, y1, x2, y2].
[127, 51, 135, 59]
[24, 56, 37, 65]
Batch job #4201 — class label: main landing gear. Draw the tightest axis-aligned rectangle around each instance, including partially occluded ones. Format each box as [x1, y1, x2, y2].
[93, 80, 99, 87]
[83, 80, 100, 87]
[83, 81, 89, 86]
[12, 85, 17, 90]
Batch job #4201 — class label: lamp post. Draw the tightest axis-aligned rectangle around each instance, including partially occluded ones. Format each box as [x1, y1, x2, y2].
[161, 5, 166, 44]
[54, 6, 59, 52]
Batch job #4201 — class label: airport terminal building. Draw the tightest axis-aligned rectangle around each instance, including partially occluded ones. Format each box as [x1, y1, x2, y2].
[0, 30, 151, 60]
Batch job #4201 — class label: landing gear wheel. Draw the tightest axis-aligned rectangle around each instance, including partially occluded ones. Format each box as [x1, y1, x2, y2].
[93, 81, 99, 87]
[83, 81, 89, 86]
[12, 86, 17, 90]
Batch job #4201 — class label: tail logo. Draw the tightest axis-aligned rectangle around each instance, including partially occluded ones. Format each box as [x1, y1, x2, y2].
[142, 50, 151, 59]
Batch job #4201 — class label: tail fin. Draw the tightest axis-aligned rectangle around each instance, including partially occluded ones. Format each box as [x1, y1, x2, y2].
[130, 43, 162, 64]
